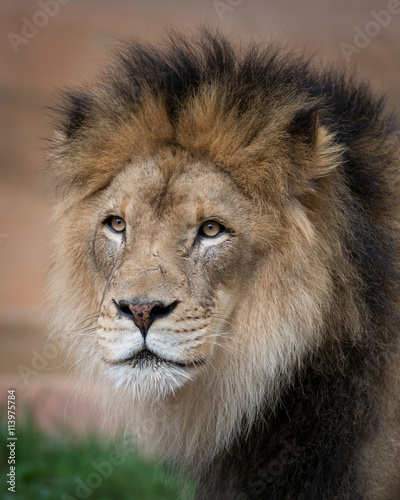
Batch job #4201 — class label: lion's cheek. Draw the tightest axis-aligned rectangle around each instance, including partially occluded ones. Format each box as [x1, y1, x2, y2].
[92, 232, 122, 279]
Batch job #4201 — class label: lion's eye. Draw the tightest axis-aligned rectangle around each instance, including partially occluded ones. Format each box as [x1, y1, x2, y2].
[200, 220, 224, 238]
[105, 216, 126, 233]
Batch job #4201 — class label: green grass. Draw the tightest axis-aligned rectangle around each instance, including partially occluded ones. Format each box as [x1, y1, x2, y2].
[0, 409, 194, 500]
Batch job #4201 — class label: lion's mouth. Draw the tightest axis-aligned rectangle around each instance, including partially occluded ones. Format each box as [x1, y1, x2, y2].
[105, 349, 204, 370]
[128, 349, 189, 369]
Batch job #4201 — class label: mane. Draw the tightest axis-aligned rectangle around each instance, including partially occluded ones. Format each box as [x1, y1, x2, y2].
[47, 30, 400, 499]
[49, 29, 395, 201]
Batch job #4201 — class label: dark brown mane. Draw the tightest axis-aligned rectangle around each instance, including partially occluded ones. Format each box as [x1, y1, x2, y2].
[48, 30, 400, 499]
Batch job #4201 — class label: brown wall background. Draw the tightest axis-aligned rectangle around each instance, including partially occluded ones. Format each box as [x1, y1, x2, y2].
[1, 0, 399, 421]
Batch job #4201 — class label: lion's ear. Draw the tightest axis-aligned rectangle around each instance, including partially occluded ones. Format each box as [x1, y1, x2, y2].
[62, 91, 94, 139]
[47, 90, 125, 203]
[288, 108, 340, 183]
[288, 108, 319, 150]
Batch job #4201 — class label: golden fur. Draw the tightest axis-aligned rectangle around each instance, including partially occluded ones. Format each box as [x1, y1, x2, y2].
[47, 32, 400, 498]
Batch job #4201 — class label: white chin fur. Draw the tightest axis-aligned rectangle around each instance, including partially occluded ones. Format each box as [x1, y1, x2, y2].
[104, 363, 194, 402]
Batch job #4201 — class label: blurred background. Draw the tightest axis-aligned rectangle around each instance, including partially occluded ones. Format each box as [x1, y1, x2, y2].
[1, 0, 400, 498]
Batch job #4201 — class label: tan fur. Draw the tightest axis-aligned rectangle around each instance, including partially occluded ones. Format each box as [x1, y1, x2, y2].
[47, 35, 400, 497]
[48, 87, 363, 462]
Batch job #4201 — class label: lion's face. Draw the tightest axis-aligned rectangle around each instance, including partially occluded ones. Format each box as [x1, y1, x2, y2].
[50, 140, 333, 431]
[84, 157, 264, 399]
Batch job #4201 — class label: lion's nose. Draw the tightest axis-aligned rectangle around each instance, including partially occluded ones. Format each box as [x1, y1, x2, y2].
[116, 300, 178, 338]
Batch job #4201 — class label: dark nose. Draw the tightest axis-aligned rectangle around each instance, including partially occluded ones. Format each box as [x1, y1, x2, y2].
[116, 300, 178, 338]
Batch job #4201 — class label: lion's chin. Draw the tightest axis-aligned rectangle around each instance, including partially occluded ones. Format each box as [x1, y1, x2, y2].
[104, 361, 194, 401]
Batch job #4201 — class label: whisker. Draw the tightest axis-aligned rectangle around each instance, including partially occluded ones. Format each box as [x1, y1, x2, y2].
[66, 328, 99, 339]
[64, 349, 101, 377]
[74, 313, 100, 328]
[211, 314, 254, 338]
[212, 338, 244, 357]
[189, 348, 219, 376]
[201, 330, 244, 351]
[66, 323, 99, 335]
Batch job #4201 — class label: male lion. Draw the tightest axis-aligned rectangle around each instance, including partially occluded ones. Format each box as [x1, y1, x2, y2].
[47, 32, 400, 499]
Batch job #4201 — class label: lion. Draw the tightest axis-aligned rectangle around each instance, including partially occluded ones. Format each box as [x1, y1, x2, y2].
[46, 31, 400, 499]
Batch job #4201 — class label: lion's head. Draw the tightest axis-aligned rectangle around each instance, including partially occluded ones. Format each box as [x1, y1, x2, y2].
[47, 32, 386, 467]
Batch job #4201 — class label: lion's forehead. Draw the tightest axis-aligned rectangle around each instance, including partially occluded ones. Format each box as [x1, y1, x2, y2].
[105, 158, 254, 224]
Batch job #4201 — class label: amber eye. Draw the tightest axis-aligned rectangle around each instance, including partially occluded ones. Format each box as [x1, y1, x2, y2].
[105, 216, 126, 233]
[200, 220, 223, 238]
